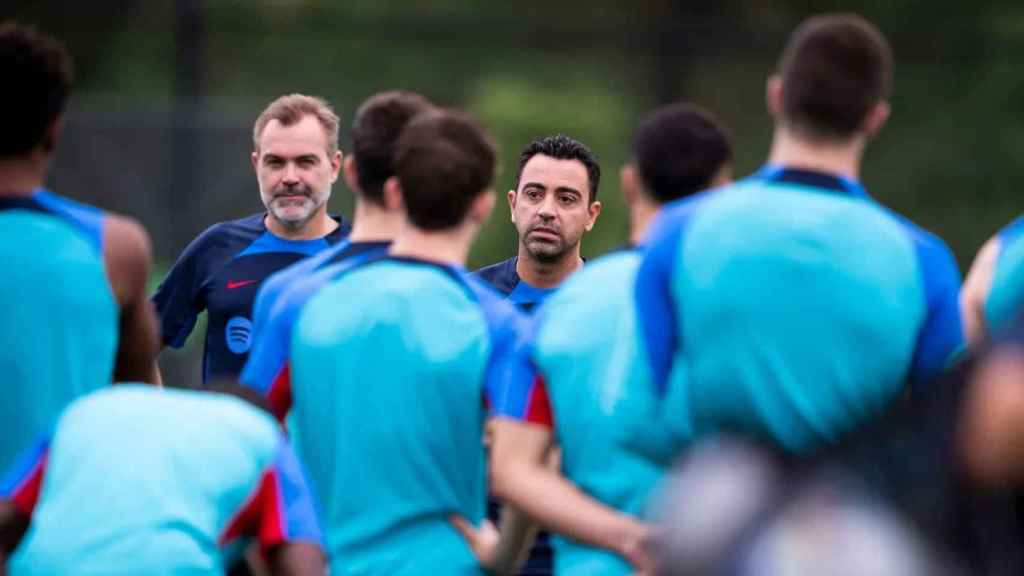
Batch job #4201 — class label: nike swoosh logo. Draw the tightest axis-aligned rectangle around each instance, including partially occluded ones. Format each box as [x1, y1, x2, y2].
[227, 280, 258, 290]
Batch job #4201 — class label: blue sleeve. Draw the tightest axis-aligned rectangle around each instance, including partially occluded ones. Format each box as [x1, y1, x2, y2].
[152, 225, 219, 348]
[908, 234, 965, 391]
[634, 208, 689, 397]
[488, 313, 553, 427]
[463, 276, 550, 424]
[266, 438, 323, 546]
[33, 189, 105, 254]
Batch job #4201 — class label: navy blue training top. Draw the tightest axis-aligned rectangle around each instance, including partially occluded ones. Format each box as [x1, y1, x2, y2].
[474, 256, 559, 312]
[152, 212, 350, 384]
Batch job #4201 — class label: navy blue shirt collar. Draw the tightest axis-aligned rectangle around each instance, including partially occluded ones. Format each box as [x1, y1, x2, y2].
[753, 164, 867, 198]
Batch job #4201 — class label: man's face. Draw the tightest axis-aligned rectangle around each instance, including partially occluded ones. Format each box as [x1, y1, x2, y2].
[510, 154, 600, 263]
[253, 115, 340, 231]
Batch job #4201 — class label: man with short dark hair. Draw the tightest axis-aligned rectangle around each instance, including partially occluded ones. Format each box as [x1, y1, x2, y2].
[0, 384, 325, 575]
[489, 103, 732, 575]
[240, 91, 433, 416]
[153, 93, 350, 386]
[475, 134, 602, 311]
[635, 14, 963, 454]
[0, 21, 158, 472]
[283, 109, 533, 574]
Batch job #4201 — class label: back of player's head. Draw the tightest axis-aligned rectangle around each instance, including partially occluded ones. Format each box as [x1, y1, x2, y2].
[253, 93, 340, 153]
[350, 91, 434, 205]
[633, 103, 732, 204]
[0, 21, 73, 157]
[394, 109, 496, 231]
[777, 13, 892, 140]
[514, 134, 601, 202]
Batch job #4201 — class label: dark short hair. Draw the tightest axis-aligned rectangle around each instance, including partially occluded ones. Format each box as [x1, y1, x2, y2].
[350, 91, 434, 205]
[395, 109, 496, 231]
[633, 103, 732, 204]
[777, 13, 892, 140]
[513, 134, 601, 202]
[0, 21, 74, 157]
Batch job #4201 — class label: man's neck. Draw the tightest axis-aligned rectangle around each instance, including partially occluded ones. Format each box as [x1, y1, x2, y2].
[629, 197, 661, 246]
[516, 246, 583, 289]
[348, 200, 402, 243]
[265, 208, 338, 240]
[0, 155, 46, 196]
[389, 224, 473, 268]
[767, 125, 865, 180]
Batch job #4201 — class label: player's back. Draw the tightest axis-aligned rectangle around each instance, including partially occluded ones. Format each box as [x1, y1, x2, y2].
[0, 190, 116, 472]
[10, 385, 283, 575]
[291, 257, 511, 575]
[533, 249, 669, 575]
[644, 168, 959, 453]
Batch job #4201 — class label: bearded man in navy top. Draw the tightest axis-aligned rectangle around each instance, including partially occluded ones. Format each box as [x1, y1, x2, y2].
[153, 94, 350, 385]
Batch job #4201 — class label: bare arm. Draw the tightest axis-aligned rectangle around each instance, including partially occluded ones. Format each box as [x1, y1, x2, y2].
[489, 418, 650, 569]
[961, 237, 999, 348]
[104, 215, 160, 384]
[266, 542, 326, 576]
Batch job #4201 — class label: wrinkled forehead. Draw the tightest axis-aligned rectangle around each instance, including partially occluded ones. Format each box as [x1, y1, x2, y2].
[256, 115, 332, 158]
[518, 154, 590, 194]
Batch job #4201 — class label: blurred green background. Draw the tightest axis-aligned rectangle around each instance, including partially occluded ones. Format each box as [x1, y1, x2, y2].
[8, 0, 1024, 386]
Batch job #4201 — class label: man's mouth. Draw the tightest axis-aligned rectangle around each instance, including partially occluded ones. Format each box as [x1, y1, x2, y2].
[529, 227, 560, 241]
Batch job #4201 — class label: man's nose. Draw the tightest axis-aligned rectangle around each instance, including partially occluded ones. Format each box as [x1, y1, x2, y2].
[537, 196, 557, 219]
[282, 163, 300, 185]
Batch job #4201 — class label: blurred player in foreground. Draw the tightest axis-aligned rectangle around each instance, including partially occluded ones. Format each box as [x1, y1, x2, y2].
[0, 21, 158, 472]
[241, 90, 434, 418]
[489, 102, 732, 574]
[0, 385, 324, 575]
[286, 109, 535, 574]
[635, 13, 963, 454]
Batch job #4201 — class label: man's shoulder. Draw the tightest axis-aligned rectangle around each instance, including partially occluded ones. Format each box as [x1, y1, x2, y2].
[183, 213, 267, 259]
[473, 256, 518, 295]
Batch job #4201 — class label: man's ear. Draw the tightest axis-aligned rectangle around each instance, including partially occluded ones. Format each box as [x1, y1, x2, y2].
[472, 189, 497, 226]
[507, 189, 517, 223]
[342, 155, 361, 193]
[766, 74, 784, 120]
[251, 150, 260, 172]
[861, 101, 890, 139]
[620, 164, 640, 208]
[329, 150, 343, 183]
[383, 176, 404, 212]
[584, 200, 602, 232]
[40, 116, 63, 155]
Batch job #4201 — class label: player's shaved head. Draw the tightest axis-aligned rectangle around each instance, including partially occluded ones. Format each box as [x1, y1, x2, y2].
[633, 103, 732, 204]
[0, 21, 73, 157]
[350, 91, 434, 205]
[778, 13, 892, 140]
[394, 109, 496, 231]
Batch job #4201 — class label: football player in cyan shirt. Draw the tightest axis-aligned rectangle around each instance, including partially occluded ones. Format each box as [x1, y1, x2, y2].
[635, 14, 963, 454]
[0, 22, 158, 473]
[287, 110, 537, 575]
[0, 385, 324, 576]
[489, 103, 733, 575]
[241, 91, 434, 418]
[152, 94, 350, 385]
